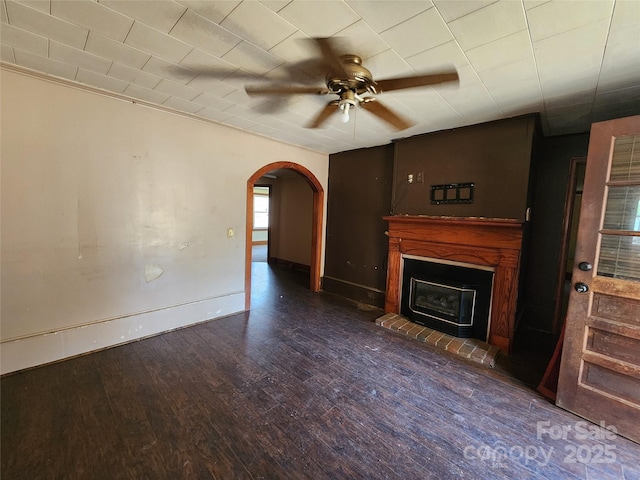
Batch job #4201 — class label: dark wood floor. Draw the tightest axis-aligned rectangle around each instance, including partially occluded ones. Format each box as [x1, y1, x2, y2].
[2, 262, 639, 479]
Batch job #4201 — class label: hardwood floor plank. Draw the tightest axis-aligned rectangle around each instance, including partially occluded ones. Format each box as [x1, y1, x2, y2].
[2, 263, 639, 479]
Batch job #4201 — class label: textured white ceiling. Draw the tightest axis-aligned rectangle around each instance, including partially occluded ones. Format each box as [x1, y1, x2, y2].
[1, 0, 639, 154]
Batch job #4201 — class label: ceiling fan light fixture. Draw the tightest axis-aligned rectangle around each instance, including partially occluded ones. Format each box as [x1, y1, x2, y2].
[340, 103, 351, 123]
[338, 89, 356, 123]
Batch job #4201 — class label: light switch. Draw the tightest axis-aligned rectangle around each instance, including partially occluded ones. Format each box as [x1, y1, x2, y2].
[227, 228, 234, 238]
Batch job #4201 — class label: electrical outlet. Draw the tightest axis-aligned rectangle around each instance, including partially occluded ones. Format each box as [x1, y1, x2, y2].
[417, 172, 424, 183]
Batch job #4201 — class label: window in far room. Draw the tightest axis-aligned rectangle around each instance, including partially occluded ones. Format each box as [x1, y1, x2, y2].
[254, 186, 270, 229]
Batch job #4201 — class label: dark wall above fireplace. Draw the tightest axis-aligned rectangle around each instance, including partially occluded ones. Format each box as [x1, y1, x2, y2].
[392, 114, 539, 221]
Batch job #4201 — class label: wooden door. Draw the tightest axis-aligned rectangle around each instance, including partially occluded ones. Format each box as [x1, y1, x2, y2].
[557, 115, 640, 444]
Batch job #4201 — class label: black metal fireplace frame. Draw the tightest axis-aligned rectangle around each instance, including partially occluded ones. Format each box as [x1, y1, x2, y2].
[401, 256, 494, 341]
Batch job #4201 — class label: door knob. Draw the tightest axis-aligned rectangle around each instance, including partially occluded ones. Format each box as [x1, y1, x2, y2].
[578, 262, 593, 271]
[575, 282, 589, 293]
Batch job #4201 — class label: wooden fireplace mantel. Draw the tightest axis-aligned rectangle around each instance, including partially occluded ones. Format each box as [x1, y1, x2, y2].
[383, 215, 524, 353]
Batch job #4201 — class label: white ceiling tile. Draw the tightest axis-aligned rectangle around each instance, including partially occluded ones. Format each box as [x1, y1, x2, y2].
[99, 0, 186, 33]
[125, 22, 192, 63]
[123, 83, 170, 104]
[406, 40, 468, 71]
[76, 67, 128, 92]
[14, 47, 77, 79]
[223, 115, 260, 130]
[391, 89, 464, 122]
[261, 62, 316, 84]
[440, 82, 498, 116]
[179, 48, 231, 71]
[85, 32, 150, 70]
[599, 48, 640, 91]
[141, 56, 197, 84]
[267, 29, 314, 63]
[1, 22, 47, 55]
[192, 91, 235, 110]
[477, 57, 538, 89]
[448, 0, 526, 51]
[220, 0, 296, 50]
[6, 0, 87, 48]
[361, 48, 414, 80]
[187, 75, 236, 97]
[527, 0, 614, 42]
[539, 69, 600, 99]
[50, 40, 112, 74]
[433, 0, 497, 22]
[162, 96, 205, 114]
[198, 107, 234, 122]
[334, 20, 391, 60]
[346, 0, 432, 33]
[278, 0, 360, 37]
[1, 44, 15, 62]
[466, 29, 531, 72]
[13, 0, 49, 14]
[170, 9, 241, 58]
[108, 61, 162, 89]
[222, 88, 259, 107]
[154, 78, 199, 100]
[610, 0, 640, 31]
[534, 19, 609, 79]
[217, 68, 261, 90]
[380, 8, 452, 57]
[176, 0, 240, 24]
[221, 40, 282, 75]
[259, 1, 290, 14]
[51, 0, 133, 42]
[491, 81, 543, 107]
[524, 0, 550, 9]
[544, 88, 595, 110]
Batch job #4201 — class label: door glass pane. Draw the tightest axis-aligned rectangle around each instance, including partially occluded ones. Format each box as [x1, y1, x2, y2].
[598, 134, 640, 281]
[602, 186, 640, 232]
[610, 135, 640, 182]
[598, 234, 640, 281]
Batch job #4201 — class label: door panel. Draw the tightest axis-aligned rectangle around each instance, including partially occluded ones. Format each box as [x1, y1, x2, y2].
[557, 115, 640, 444]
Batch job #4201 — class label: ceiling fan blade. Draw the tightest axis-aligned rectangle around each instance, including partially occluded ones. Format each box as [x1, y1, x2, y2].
[374, 71, 459, 93]
[361, 99, 413, 130]
[308, 101, 339, 128]
[245, 85, 330, 96]
[314, 37, 349, 77]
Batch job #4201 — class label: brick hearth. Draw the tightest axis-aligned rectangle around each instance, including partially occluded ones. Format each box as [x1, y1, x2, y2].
[376, 313, 500, 367]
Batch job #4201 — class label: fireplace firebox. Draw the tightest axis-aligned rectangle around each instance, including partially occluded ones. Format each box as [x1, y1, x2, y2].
[401, 257, 493, 341]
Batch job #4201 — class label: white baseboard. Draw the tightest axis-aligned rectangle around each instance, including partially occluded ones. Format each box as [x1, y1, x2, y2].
[0, 293, 245, 375]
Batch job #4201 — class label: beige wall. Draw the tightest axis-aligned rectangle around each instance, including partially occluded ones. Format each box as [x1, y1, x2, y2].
[0, 68, 328, 373]
[271, 174, 313, 265]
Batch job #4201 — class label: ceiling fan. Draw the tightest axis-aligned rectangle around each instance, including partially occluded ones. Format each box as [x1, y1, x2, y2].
[244, 37, 459, 130]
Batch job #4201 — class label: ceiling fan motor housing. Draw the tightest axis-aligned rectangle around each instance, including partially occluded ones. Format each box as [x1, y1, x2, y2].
[326, 55, 374, 95]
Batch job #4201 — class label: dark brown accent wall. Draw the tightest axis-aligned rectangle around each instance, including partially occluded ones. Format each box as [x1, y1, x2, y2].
[323, 144, 394, 307]
[392, 115, 538, 221]
[520, 133, 590, 335]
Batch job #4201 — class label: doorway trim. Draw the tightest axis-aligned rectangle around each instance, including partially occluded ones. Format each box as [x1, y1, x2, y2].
[551, 156, 586, 334]
[246, 162, 324, 310]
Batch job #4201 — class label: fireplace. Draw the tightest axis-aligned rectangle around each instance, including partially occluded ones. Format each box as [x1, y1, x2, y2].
[384, 216, 523, 353]
[401, 257, 493, 341]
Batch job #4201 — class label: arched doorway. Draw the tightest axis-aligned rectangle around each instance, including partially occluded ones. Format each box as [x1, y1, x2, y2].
[245, 162, 324, 309]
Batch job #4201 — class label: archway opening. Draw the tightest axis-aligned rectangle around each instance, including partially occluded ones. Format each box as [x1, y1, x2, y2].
[246, 162, 324, 309]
